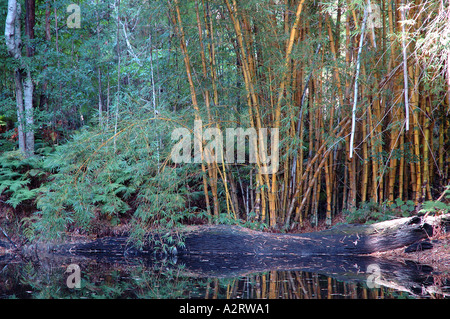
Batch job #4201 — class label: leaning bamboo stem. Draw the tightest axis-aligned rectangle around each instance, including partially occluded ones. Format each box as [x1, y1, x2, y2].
[286, 117, 351, 226]
[290, 119, 352, 221]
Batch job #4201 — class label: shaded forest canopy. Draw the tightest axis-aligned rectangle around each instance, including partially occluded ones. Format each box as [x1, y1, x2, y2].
[0, 0, 449, 246]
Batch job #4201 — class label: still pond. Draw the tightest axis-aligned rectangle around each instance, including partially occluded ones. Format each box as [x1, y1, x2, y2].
[0, 253, 449, 299]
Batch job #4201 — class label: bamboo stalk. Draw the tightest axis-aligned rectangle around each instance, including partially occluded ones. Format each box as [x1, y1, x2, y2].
[361, 111, 369, 203]
[172, 0, 211, 216]
[399, 128, 405, 200]
[422, 93, 431, 200]
[367, 102, 379, 202]
[409, 60, 421, 203]
[438, 105, 444, 180]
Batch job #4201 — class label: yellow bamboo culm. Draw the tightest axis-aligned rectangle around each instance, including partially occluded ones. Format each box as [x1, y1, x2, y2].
[172, 0, 212, 217]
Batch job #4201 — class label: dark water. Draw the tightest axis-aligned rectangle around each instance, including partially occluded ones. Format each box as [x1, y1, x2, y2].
[0, 254, 449, 299]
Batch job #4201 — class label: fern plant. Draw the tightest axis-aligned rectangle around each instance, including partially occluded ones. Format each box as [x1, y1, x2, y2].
[26, 108, 198, 249]
[0, 151, 46, 209]
[344, 199, 414, 224]
[420, 185, 450, 216]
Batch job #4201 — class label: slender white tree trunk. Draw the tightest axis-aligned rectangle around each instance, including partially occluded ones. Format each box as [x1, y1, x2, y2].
[349, 7, 368, 159]
[401, 0, 409, 131]
[13, 70, 26, 153]
[5, 0, 21, 59]
[5, 0, 34, 157]
[114, 0, 121, 152]
[24, 70, 34, 156]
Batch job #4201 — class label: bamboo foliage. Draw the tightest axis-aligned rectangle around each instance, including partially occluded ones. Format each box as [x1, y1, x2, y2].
[169, 0, 450, 229]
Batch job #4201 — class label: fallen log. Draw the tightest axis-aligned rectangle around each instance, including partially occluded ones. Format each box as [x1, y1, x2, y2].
[6, 213, 447, 258]
[180, 214, 449, 256]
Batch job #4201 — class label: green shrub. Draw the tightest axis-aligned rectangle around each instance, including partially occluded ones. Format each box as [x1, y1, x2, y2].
[344, 199, 415, 224]
[388, 198, 416, 217]
[419, 185, 450, 215]
[0, 151, 46, 210]
[24, 111, 198, 251]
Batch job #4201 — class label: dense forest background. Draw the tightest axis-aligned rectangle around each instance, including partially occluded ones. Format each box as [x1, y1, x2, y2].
[1, 0, 449, 246]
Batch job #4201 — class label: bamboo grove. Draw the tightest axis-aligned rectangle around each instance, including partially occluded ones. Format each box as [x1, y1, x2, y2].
[1, 0, 449, 234]
[167, 0, 450, 229]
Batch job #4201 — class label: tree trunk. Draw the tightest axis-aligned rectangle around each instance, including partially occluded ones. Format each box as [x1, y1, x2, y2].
[5, 0, 34, 157]
[13, 70, 26, 153]
[23, 70, 34, 157]
[24, 0, 35, 57]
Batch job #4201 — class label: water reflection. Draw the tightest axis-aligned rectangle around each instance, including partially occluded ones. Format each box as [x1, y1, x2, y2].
[0, 255, 448, 299]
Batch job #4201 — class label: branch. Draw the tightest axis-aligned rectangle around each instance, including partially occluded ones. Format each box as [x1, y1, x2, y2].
[120, 19, 142, 66]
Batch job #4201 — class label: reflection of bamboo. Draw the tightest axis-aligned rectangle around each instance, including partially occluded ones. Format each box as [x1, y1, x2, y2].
[213, 278, 219, 299]
[269, 270, 277, 299]
[327, 277, 332, 299]
[373, 276, 450, 298]
[194, 265, 449, 299]
[261, 273, 266, 299]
